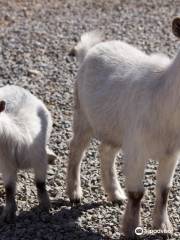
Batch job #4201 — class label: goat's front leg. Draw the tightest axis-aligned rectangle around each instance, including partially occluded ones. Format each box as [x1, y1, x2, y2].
[1, 171, 17, 222]
[153, 156, 177, 232]
[123, 153, 145, 238]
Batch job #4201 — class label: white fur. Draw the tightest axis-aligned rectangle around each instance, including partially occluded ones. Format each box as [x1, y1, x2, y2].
[74, 31, 104, 63]
[67, 31, 180, 236]
[0, 85, 52, 176]
[0, 85, 53, 220]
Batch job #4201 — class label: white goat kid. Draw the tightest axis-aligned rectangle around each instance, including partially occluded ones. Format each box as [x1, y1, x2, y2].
[0, 85, 53, 222]
[67, 18, 180, 237]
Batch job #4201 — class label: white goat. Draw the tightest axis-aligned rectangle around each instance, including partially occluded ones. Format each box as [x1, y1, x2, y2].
[0, 85, 54, 222]
[67, 18, 180, 237]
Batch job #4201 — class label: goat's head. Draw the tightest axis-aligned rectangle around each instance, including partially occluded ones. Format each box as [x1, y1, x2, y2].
[0, 100, 6, 113]
[172, 17, 180, 38]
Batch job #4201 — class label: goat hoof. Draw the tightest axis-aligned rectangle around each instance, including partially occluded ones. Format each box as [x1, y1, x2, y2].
[0, 209, 16, 223]
[123, 226, 142, 239]
[40, 203, 51, 212]
[153, 217, 173, 235]
[70, 198, 81, 205]
[40, 202, 51, 212]
[123, 210, 141, 239]
[108, 189, 127, 203]
[161, 221, 173, 233]
[39, 196, 51, 212]
[67, 186, 82, 204]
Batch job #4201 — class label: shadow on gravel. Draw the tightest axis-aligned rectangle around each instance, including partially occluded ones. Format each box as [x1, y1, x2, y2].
[0, 199, 109, 240]
[0, 200, 169, 240]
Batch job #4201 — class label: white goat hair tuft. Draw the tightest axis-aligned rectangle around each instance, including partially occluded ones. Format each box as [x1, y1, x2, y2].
[74, 31, 104, 63]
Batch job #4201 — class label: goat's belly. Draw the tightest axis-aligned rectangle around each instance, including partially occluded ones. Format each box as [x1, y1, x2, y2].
[13, 145, 32, 170]
[96, 131, 122, 147]
[17, 157, 31, 170]
[88, 115, 122, 147]
[14, 147, 32, 170]
[15, 144, 39, 170]
[0, 149, 31, 173]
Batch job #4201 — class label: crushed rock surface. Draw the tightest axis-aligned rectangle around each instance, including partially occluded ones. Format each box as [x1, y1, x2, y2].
[0, 0, 179, 239]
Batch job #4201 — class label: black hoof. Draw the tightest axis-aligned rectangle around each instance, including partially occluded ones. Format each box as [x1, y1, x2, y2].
[0, 209, 16, 223]
[70, 198, 81, 205]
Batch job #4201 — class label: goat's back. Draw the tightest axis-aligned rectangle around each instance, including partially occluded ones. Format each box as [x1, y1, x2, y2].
[77, 40, 170, 147]
[0, 85, 51, 169]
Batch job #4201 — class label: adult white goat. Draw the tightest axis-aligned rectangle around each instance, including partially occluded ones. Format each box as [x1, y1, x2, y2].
[0, 85, 54, 222]
[67, 18, 180, 237]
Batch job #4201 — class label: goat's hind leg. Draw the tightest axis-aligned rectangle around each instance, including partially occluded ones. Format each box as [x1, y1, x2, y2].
[153, 156, 177, 232]
[33, 153, 50, 211]
[99, 143, 126, 203]
[66, 108, 92, 203]
[0, 169, 17, 222]
[123, 152, 145, 238]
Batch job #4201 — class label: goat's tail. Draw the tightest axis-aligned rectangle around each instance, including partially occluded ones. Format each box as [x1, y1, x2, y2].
[69, 31, 104, 63]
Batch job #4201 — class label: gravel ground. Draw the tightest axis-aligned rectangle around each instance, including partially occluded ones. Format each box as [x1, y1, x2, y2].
[0, 0, 179, 239]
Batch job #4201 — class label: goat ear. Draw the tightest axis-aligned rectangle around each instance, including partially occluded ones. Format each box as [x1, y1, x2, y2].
[172, 17, 180, 38]
[0, 100, 6, 112]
